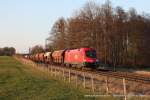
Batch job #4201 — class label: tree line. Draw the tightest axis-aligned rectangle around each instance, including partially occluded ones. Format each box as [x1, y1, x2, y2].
[45, 1, 150, 67]
[30, 45, 44, 54]
[0, 47, 16, 56]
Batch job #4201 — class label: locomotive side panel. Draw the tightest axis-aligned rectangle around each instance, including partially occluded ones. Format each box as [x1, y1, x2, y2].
[64, 49, 84, 65]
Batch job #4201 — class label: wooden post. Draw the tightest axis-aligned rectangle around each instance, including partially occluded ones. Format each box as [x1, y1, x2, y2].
[105, 76, 109, 94]
[69, 70, 71, 83]
[47, 66, 50, 77]
[38, 64, 39, 70]
[41, 64, 43, 70]
[46, 66, 48, 75]
[83, 72, 85, 88]
[58, 67, 60, 80]
[63, 68, 65, 80]
[91, 75, 94, 93]
[36, 63, 38, 69]
[75, 71, 78, 88]
[51, 66, 53, 76]
[55, 67, 57, 77]
[36, 63, 38, 68]
[43, 66, 45, 71]
[123, 78, 127, 100]
[57, 67, 59, 76]
[44, 65, 46, 71]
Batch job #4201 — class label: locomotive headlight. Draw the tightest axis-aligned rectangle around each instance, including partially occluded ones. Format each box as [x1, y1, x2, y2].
[96, 59, 99, 62]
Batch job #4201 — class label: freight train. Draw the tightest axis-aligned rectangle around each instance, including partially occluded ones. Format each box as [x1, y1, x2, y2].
[25, 47, 99, 69]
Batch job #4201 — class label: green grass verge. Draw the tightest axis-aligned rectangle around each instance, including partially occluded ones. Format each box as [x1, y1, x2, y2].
[0, 56, 87, 100]
[0, 56, 149, 100]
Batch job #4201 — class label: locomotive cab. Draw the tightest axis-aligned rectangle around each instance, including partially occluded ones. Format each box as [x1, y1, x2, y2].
[83, 49, 99, 68]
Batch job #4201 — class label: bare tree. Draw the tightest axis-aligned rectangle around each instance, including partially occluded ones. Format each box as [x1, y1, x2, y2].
[48, 0, 150, 67]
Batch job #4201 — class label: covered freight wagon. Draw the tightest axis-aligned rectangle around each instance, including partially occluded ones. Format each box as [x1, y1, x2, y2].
[35, 54, 39, 62]
[52, 50, 65, 64]
[44, 52, 52, 64]
[39, 53, 45, 62]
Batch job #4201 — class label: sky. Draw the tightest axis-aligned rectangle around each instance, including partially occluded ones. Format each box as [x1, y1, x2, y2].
[0, 0, 150, 53]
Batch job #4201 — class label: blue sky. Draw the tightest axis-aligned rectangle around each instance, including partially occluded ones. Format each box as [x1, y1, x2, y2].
[0, 0, 150, 53]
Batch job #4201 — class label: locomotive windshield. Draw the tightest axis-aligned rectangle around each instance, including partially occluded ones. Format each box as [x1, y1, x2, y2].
[85, 50, 96, 58]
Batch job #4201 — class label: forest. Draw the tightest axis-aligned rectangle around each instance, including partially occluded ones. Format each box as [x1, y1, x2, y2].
[45, 1, 150, 68]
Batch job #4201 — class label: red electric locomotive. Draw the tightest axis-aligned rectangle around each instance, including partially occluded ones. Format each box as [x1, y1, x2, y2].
[64, 48, 99, 68]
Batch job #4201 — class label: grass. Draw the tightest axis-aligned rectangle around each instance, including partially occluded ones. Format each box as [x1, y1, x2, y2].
[0, 56, 149, 100]
[0, 56, 88, 100]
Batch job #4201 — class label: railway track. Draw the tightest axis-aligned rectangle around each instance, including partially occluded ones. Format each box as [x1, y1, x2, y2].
[82, 68, 148, 84]
[70, 67, 150, 84]
[41, 63, 150, 84]
[21, 57, 150, 85]
[94, 70, 150, 84]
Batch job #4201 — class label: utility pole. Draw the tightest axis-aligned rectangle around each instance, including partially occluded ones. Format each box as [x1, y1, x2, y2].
[45, 37, 49, 52]
[29, 47, 31, 54]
